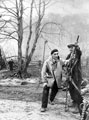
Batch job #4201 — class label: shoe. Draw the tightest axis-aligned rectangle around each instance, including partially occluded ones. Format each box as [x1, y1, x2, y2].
[69, 102, 75, 108]
[72, 106, 79, 114]
[40, 108, 46, 112]
[49, 101, 55, 105]
[72, 109, 79, 114]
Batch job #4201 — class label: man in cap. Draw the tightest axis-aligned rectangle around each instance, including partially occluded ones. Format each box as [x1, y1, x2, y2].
[40, 49, 69, 112]
[66, 43, 83, 114]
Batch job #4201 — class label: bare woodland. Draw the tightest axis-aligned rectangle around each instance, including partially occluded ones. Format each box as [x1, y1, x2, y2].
[0, 0, 49, 74]
[0, 1, 89, 120]
[0, 0, 89, 77]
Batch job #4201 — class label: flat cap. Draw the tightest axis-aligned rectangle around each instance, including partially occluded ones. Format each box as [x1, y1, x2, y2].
[51, 49, 58, 55]
[67, 44, 78, 48]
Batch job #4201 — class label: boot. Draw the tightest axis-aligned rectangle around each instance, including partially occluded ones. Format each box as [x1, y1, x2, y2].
[40, 107, 46, 112]
[72, 104, 79, 114]
[69, 101, 76, 108]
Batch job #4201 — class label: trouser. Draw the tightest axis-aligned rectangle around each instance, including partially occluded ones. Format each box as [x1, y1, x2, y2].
[41, 80, 58, 108]
[10, 65, 13, 71]
[68, 81, 83, 114]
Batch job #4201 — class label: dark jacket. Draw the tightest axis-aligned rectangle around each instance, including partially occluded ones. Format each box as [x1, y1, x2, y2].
[66, 47, 82, 89]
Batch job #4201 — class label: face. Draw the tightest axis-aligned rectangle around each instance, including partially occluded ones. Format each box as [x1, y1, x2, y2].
[52, 51, 59, 61]
[69, 46, 75, 53]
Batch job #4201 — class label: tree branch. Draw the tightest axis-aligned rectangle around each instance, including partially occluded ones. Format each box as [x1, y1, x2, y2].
[25, 0, 34, 59]
[0, 3, 17, 17]
[0, 31, 18, 41]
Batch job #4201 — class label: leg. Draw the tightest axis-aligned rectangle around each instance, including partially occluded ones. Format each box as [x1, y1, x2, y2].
[50, 80, 58, 102]
[68, 81, 83, 109]
[74, 88, 83, 114]
[69, 82, 83, 114]
[68, 81, 75, 101]
[41, 85, 50, 108]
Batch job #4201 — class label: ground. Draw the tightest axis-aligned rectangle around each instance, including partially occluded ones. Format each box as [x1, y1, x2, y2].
[0, 69, 88, 120]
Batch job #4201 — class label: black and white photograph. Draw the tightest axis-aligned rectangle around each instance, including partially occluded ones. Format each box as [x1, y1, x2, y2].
[0, 0, 89, 120]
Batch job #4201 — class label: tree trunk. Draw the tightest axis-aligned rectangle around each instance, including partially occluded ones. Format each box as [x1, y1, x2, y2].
[17, 0, 23, 72]
[23, 58, 29, 73]
[18, 41, 22, 71]
[23, 0, 45, 74]
[23, 32, 39, 73]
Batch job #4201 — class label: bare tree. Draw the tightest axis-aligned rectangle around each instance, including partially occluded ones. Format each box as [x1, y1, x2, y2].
[0, 0, 24, 73]
[24, 0, 46, 72]
[0, 0, 50, 75]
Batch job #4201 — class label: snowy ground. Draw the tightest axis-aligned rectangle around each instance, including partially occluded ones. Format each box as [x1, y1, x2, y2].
[0, 99, 80, 120]
[0, 77, 82, 120]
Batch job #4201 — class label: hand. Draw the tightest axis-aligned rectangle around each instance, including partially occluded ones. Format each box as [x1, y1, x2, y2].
[43, 83, 47, 87]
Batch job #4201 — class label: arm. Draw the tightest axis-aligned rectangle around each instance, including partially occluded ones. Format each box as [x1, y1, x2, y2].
[41, 61, 48, 84]
[75, 46, 82, 60]
[66, 54, 71, 60]
[60, 58, 70, 66]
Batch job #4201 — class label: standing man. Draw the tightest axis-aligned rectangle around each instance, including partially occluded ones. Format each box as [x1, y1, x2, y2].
[40, 49, 69, 112]
[66, 43, 83, 114]
[8, 59, 14, 71]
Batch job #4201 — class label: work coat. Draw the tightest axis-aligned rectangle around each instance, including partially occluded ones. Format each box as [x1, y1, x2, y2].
[41, 56, 68, 88]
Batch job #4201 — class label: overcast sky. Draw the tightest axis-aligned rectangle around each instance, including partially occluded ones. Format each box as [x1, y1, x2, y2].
[45, 0, 89, 16]
[1, 0, 89, 19]
[1, 0, 89, 57]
